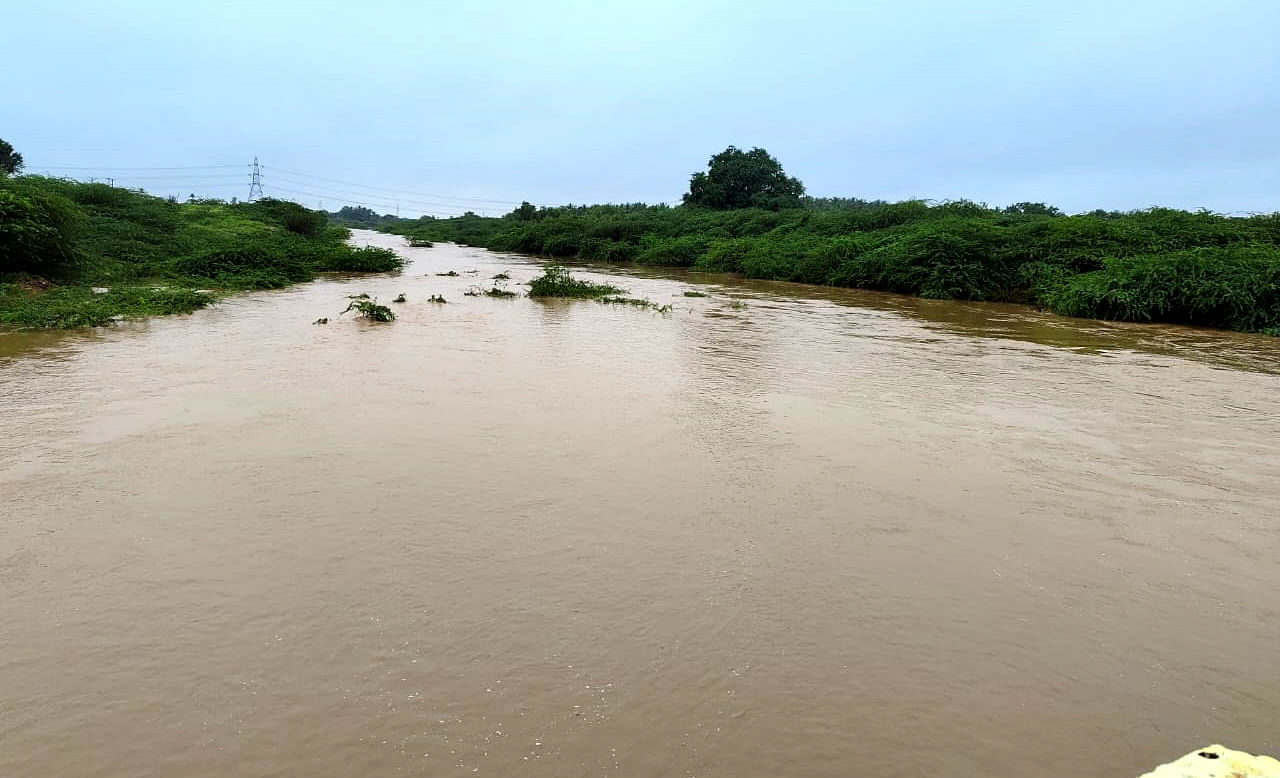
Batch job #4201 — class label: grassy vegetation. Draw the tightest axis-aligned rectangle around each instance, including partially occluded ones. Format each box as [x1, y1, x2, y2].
[0, 284, 214, 329]
[1, 175, 404, 329]
[389, 202, 1280, 334]
[526, 265, 624, 298]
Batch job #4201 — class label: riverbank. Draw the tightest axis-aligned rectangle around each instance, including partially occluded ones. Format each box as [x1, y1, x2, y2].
[0, 177, 403, 329]
[387, 202, 1280, 335]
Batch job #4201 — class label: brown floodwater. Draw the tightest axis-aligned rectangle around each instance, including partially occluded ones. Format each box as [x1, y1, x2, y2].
[2, 232, 1278, 777]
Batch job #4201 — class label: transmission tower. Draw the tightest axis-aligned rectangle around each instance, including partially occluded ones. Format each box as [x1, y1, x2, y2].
[247, 157, 264, 201]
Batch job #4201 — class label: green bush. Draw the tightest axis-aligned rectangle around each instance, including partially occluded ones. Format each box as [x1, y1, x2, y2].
[527, 265, 624, 297]
[636, 234, 711, 266]
[1043, 246, 1280, 331]
[315, 244, 403, 273]
[234, 198, 328, 237]
[0, 185, 79, 273]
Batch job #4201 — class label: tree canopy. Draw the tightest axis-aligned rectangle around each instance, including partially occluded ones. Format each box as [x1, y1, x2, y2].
[682, 146, 804, 210]
[0, 138, 24, 176]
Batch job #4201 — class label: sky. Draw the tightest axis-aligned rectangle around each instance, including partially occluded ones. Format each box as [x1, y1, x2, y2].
[3, 0, 1278, 217]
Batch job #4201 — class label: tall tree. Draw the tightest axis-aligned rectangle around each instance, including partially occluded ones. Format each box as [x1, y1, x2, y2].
[0, 138, 23, 176]
[683, 146, 804, 210]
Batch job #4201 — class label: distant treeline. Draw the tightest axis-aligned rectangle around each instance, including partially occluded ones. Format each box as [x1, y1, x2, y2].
[1, 175, 401, 329]
[327, 205, 409, 230]
[387, 200, 1280, 334]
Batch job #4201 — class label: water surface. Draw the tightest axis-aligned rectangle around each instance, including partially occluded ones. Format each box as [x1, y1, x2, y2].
[2, 232, 1277, 777]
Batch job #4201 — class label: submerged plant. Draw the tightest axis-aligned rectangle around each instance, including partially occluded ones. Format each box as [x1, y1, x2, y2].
[341, 294, 396, 321]
[393, 293, 407, 303]
[492, 272, 511, 280]
[313, 317, 329, 324]
[527, 265, 624, 298]
[682, 290, 709, 297]
[435, 270, 459, 276]
[463, 285, 516, 298]
[428, 294, 447, 303]
[728, 300, 748, 310]
[599, 296, 672, 313]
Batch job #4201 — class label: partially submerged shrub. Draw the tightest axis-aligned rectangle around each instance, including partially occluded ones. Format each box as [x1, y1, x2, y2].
[1041, 245, 1280, 331]
[341, 294, 396, 321]
[173, 241, 312, 289]
[527, 265, 624, 297]
[599, 296, 672, 312]
[315, 245, 403, 273]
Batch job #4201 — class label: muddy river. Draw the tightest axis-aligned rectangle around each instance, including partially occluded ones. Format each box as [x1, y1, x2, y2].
[2, 232, 1277, 777]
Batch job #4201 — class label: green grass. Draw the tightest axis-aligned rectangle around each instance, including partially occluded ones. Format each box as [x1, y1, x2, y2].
[526, 265, 624, 298]
[1, 177, 405, 329]
[0, 283, 214, 329]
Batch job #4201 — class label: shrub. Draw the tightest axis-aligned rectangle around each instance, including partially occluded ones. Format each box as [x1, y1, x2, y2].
[342, 295, 396, 321]
[1042, 246, 1280, 331]
[235, 198, 329, 237]
[314, 245, 403, 273]
[636, 235, 710, 266]
[527, 265, 624, 297]
[0, 185, 79, 273]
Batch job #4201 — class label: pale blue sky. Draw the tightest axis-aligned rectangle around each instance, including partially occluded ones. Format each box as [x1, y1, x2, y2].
[4, 0, 1278, 216]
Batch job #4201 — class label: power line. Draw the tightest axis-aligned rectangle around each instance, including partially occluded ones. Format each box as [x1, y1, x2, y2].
[262, 165, 523, 205]
[34, 159, 526, 215]
[264, 173, 501, 213]
[266, 185, 475, 217]
[76, 173, 249, 181]
[35, 164, 247, 171]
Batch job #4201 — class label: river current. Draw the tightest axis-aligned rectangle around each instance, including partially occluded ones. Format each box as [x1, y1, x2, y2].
[2, 232, 1277, 776]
